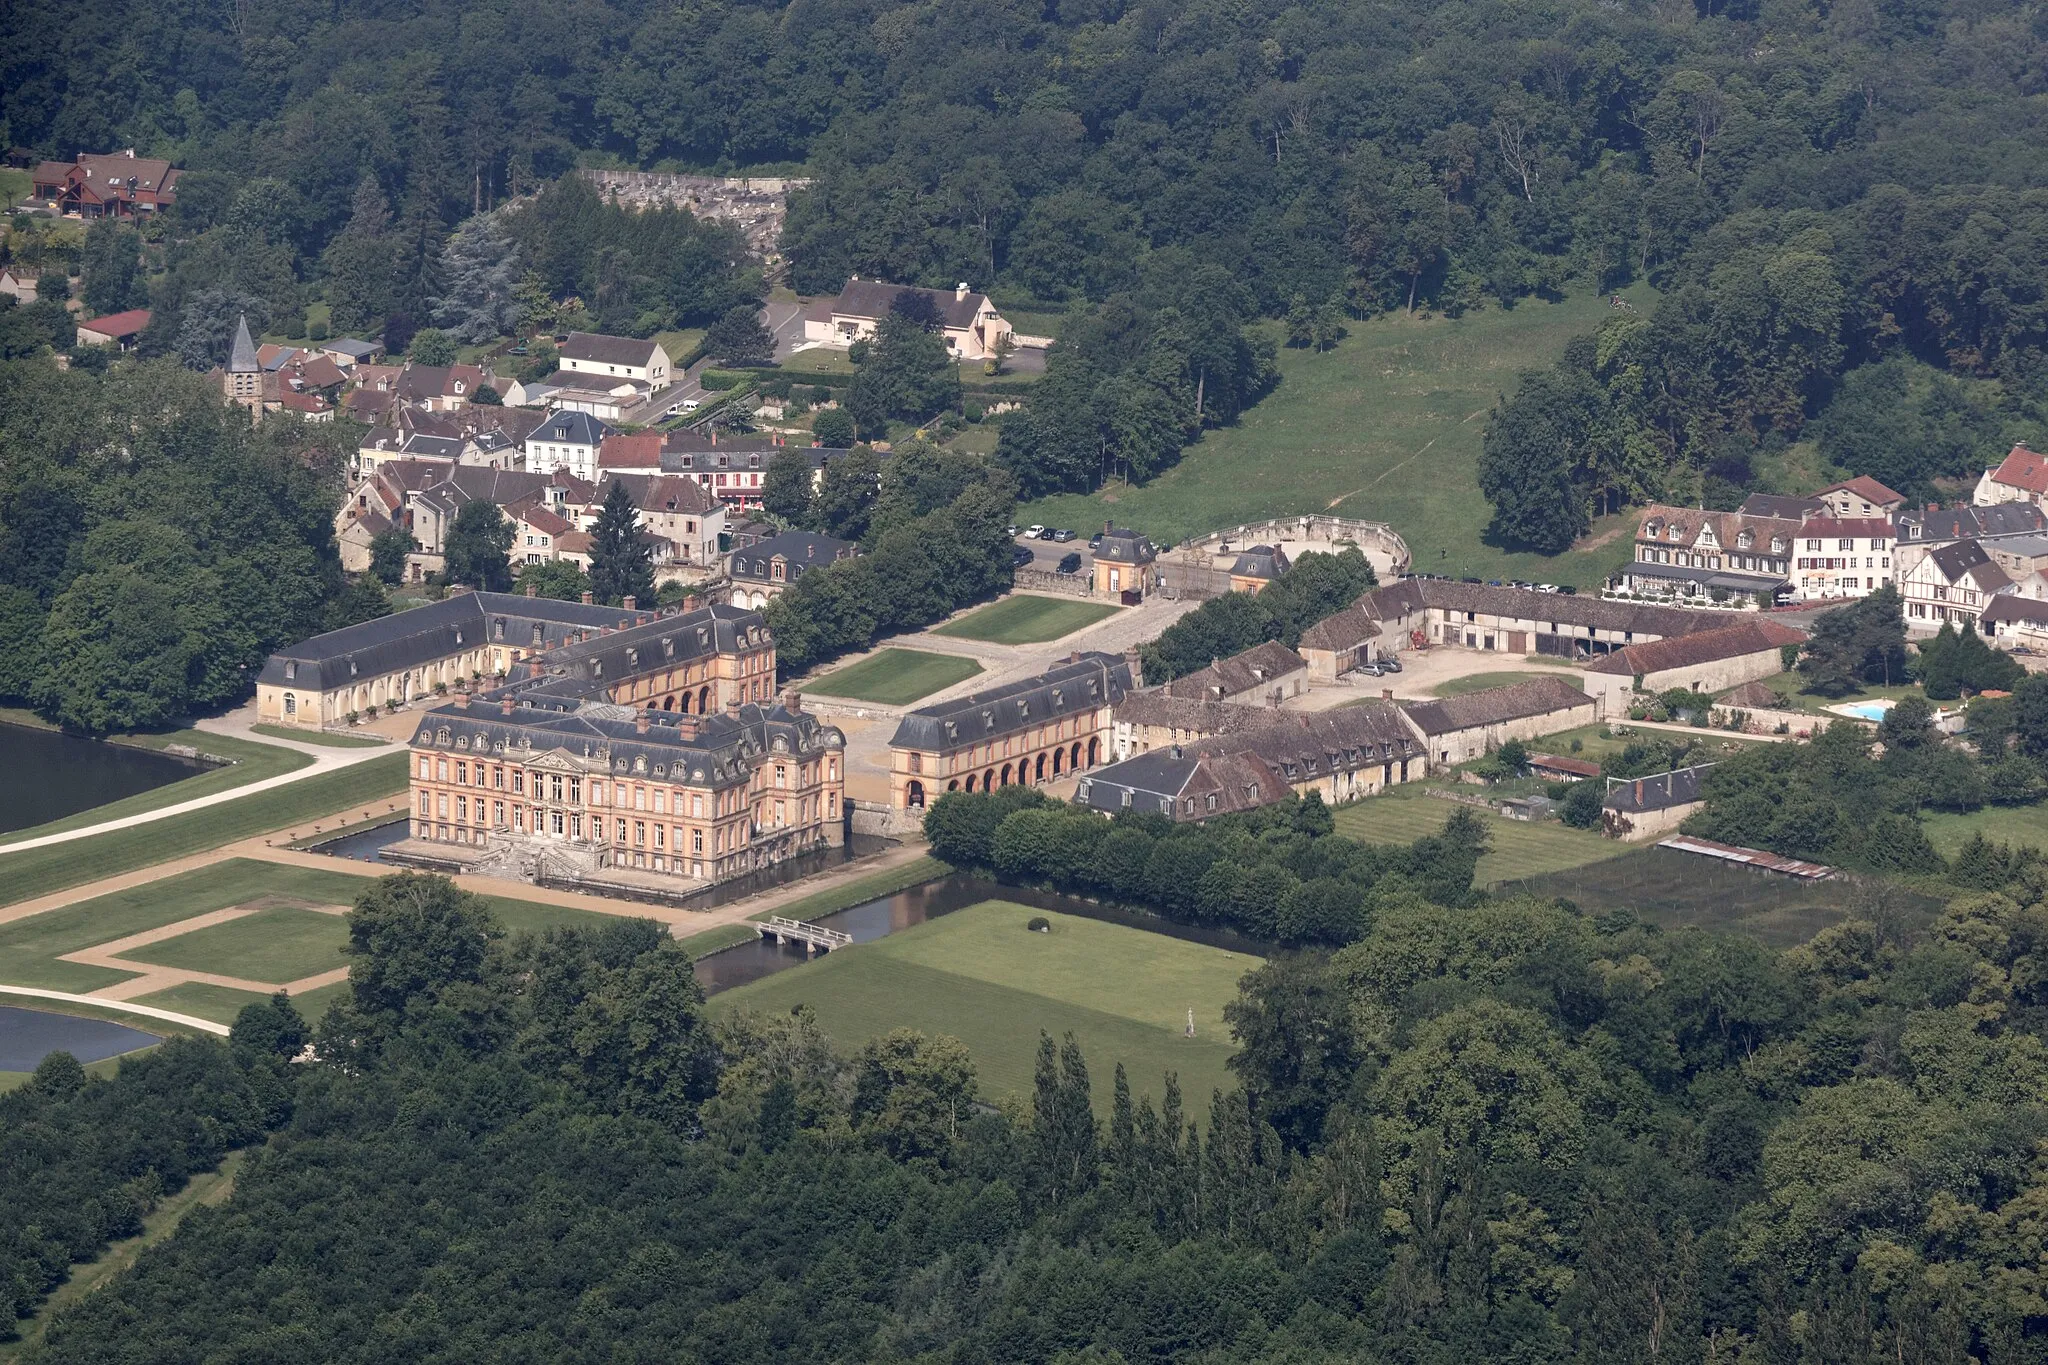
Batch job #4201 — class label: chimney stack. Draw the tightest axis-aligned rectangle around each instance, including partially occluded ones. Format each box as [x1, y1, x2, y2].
[956, 282, 970, 300]
[1104, 519, 1113, 534]
[455, 690, 470, 710]
[726, 695, 742, 717]
[623, 596, 637, 611]
[677, 712, 701, 741]
[501, 696, 515, 716]
[581, 591, 594, 605]
[1382, 688, 1393, 701]
[1123, 646, 1143, 690]
[684, 594, 702, 613]
[1634, 779, 1644, 803]
[783, 688, 803, 714]
[636, 710, 650, 734]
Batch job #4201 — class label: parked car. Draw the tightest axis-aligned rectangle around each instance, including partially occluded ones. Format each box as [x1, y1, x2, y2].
[1026, 524, 1047, 539]
[680, 398, 701, 411]
[1357, 661, 1386, 677]
[1012, 545, 1035, 568]
[1378, 656, 1402, 673]
[1056, 552, 1082, 575]
[1007, 525, 1020, 537]
[1050, 528, 1076, 542]
[1089, 532, 1104, 550]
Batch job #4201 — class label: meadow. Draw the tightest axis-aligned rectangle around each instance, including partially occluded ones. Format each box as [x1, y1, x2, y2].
[803, 648, 983, 704]
[711, 900, 1259, 1117]
[1017, 287, 1655, 588]
[1331, 784, 1626, 884]
[932, 595, 1121, 645]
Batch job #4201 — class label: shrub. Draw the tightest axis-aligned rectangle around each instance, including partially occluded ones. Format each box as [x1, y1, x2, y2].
[308, 319, 329, 341]
[700, 368, 751, 391]
[1027, 916, 1050, 933]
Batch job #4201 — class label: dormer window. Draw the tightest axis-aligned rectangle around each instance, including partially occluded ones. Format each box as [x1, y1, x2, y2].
[1667, 525, 1681, 542]
[284, 661, 297, 680]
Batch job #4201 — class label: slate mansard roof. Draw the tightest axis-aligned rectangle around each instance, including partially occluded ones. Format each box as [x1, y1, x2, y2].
[493, 603, 769, 706]
[259, 592, 635, 693]
[890, 653, 1136, 752]
[413, 695, 840, 792]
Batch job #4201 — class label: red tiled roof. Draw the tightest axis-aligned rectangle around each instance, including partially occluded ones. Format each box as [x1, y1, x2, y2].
[1820, 476, 1905, 506]
[1989, 444, 2048, 496]
[599, 432, 664, 468]
[78, 309, 151, 338]
[1588, 619, 1807, 676]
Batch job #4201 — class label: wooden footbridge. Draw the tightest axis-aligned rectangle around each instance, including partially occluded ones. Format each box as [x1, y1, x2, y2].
[757, 917, 854, 953]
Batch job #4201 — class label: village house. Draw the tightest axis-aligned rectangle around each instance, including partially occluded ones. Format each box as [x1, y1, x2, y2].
[802, 279, 1015, 362]
[0, 267, 41, 304]
[1893, 503, 2048, 573]
[1975, 443, 2048, 507]
[400, 687, 843, 891]
[320, 338, 380, 368]
[509, 502, 580, 566]
[559, 332, 673, 390]
[1297, 600, 1386, 682]
[32, 150, 180, 218]
[1581, 619, 1807, 714]
[728, 530, 857, 608]
[887, 651, 1137, 809]
[1899, 539, 2014, 633]
[660, 436, 852, 511]
[526, 410, 611, 481]
[1738, 492, 1824, 520]
[74, 308, 151, 350]
[1792, 515, 1893, 600]
[1813, 476, 1907, 521]
[1398, 676, 1600, 767]
[1093, 524, 1158, 599]
[1110, 691, 1275, 761]
[1981, 596, 2048, 651]
[1161, 641, 1309, 707]
[1622, 505, 1801, 602]
[1602, 765, 1713, 839]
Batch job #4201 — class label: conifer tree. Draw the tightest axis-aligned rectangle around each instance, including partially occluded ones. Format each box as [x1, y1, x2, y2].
[430, 213, 523, 343]
[587, 480, 654, 606]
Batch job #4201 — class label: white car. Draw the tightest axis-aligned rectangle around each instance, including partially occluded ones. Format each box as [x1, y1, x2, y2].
[1025, 525, 1047, 539]
[680, 398, 701, 412]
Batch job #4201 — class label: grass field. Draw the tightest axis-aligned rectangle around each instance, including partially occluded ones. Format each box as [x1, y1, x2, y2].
[0, 857, 628, 997]
[1921, 805, 2048, 858]
[125, 981, 276, 1026]
[1332, 786, 1626, 884]
[805, 648, 983, 704]
[0, 754, 410, 907]
[249, 724, 387, 748]
[1018, 287, 1654, 587]
[0, 727, 315, 845]
[124, 906, 349, 984]
[712, 901, 1256, 1116]
[934, 595, 1121, 645]
[1428, 669, 1571, 698]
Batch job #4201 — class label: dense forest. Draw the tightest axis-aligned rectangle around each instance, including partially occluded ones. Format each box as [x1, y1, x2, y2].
[16, 830, 2048, 1361]
[16, 0, 2048, 511]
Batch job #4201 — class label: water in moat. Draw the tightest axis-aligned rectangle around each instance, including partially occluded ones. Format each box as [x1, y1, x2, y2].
[0, 723, 210, 835]
[0, 1006, 161, 1072]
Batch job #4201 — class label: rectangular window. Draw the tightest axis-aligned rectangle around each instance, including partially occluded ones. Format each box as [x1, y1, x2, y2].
[692, 828, 704, 852]
[437, 793, 448, 817]
[512, 769, 524, 794]
[436, 759, 448, 781]
[418, 756, 431, 779]
[634, 820, 646, 846]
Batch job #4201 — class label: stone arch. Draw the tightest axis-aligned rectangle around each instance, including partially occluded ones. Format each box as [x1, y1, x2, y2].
[964, 773, 977, 792]
[1087, 737, 1100, 766]
[698, 685, 711, 712]
[1070, 742, 1082, 771]
[662, 696, 674, 711]
[1051, 747, 1064, 775]
[947, 780, 960, 792]
[1000, 763, 1013, 787]
[906, 780, 925, 808]
[1034, 752, 1047, 782]
[984, 768, 995, 791]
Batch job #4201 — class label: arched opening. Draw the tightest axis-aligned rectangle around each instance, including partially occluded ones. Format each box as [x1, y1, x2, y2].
[906, 780, 925, 808]
[698, 686, 711, 712]
[1034, 753, 1047, 782]
[1070, 742, 1082, 771]
[984, 768, 995, 791]
[1051, 747, 1063, 775]
[964, 774, 978, 792]
[662, 696, 674, 711]
[947, 780, 960, 792]
[1000, 763, 1013, 787]
[1087, 738, 1100, 767]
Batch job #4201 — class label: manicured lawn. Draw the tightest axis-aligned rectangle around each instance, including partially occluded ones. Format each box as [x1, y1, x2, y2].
[0, 754, 411, 907]
[127, 981, 274, 1027]
[1428, 670, 1572, 698]
[0, 169, 32, 209]
[1331, 786, 1626, 885]
[712, 901, 1256, 1117]
[0, 856, 638, 996]
[1741, 671, 1927, 716]
[677, 856, 952, 958]
[805, 648, 983, 705]
[250, 724, 387, 748]
[123, 906, 351, 985]
[777, 348, 857, 376]
[0, 729, 315, 845]
[651, 328, 706, 364]
[1018, 287, 1655, 589]
[934, 595, 1121, 645]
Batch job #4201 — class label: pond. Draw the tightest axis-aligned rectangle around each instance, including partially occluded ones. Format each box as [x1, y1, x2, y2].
[694, 874, 1268, 995]
[0, 1005, 161, 1071]
[0, 723, 210, 835]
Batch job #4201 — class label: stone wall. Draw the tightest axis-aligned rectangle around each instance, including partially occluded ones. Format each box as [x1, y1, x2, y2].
[1179, 515, 1412, 575]
[1015, 567, 1098, 598]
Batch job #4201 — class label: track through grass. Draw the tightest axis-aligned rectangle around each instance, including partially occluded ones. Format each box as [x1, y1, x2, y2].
[1018, 287, 1654, 588]
[1332, 788, 1625, 883]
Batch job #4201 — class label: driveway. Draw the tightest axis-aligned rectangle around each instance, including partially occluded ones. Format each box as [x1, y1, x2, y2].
[764, 300, 808, 360]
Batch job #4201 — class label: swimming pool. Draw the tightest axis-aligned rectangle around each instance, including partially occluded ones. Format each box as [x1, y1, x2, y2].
[1836, 701, 1892, 721]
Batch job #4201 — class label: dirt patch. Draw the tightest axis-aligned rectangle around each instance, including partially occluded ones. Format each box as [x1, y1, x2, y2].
[234, 895, 329, 913]
[1571, 523, 1630, 553]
